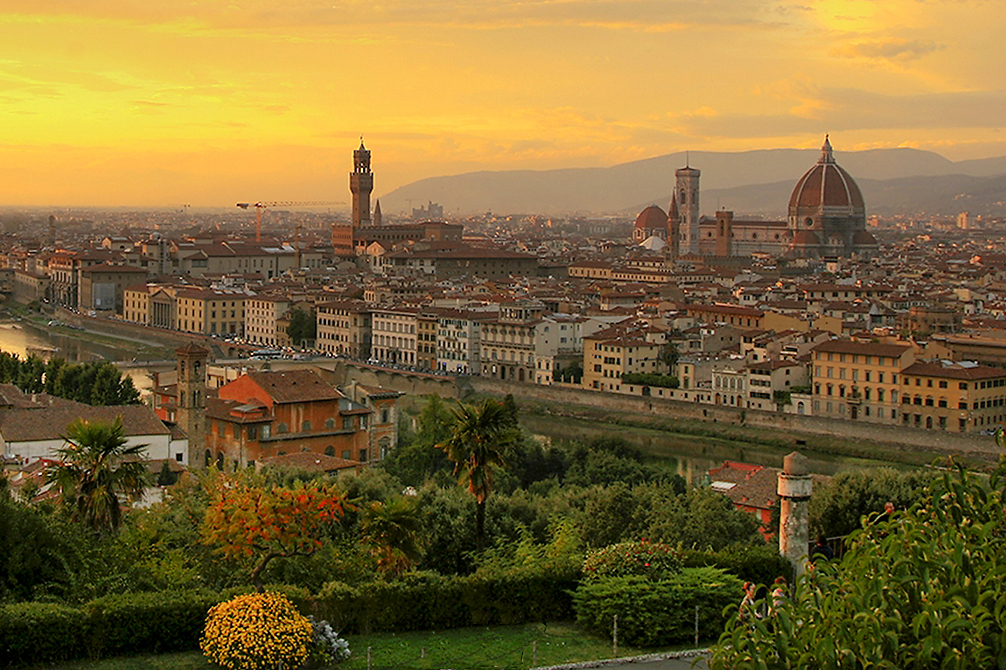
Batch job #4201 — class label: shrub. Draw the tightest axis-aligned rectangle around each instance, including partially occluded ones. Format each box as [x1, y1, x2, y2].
[0, 602, 85, 666]
[680, 544, 793, 587]
[200, 592, 312, 670]
[583, 540, 682, 582]
[307, 616, 351, 665]
[85, 589, 224, 658]
[574, 567, 742, 647]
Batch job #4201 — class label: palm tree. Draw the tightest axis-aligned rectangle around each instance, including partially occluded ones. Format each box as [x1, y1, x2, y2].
[360, 496, 424, 577]
[45, 417, 150, 534]
[437, 398, 517, 553]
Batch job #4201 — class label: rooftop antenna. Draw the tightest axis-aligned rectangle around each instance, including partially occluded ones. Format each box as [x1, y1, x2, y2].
[686, 150, 690, 168]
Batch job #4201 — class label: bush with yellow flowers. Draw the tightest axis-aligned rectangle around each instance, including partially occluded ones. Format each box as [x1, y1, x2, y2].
[200, 592, 312, 670]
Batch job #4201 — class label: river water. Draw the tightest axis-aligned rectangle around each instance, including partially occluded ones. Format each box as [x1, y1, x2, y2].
[0, 319, 138, 362]
[520, 413, 908, 482]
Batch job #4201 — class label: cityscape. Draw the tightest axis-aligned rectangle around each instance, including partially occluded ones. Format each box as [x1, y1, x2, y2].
[2, 1, 1006, 669]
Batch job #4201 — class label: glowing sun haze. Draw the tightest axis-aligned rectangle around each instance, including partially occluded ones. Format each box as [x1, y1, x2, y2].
[1, 0, 1003, 208]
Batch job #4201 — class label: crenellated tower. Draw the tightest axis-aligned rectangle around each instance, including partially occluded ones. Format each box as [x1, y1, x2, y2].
[350, 138, 374, 228]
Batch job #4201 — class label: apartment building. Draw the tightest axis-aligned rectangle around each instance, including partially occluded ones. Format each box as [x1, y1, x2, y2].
[582, 323, 668, 392]
[899, 360, 1006, 432]
[811, 340, 915, 423]
[435, 309, 486, 374]
[480, 302, 545, 383]
[245, 295, 292, 347]
[370, 306, 420, 366]
[176, 288, 247, 336]
[316, 300, 371, 359]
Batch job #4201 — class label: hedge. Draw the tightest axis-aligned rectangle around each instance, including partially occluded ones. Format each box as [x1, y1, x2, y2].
[316, 570, 578, 634]
[0, 602, 86, 666]
[573, 567, 743, 647]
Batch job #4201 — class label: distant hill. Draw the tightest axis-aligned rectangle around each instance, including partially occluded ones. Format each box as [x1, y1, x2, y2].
[379, 147, 1006, 217]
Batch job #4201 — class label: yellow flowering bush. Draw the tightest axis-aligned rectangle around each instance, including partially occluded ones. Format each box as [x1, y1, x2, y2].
[200, 592, 312, 670]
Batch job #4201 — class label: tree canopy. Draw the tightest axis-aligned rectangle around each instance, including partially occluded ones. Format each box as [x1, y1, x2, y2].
[0, 353, 140, 405]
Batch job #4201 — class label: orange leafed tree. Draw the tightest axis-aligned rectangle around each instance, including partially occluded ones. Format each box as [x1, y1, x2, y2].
[201, 479, 349, 592]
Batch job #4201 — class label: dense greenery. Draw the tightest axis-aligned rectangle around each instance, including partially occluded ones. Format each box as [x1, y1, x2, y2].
[0, 352, 140, 405]
[0, 393, 780, 664]
[285, 309, 316, 347]
[620, 373, 680, 388]
[809, 467, 935, 538]
[710, 458, 1006, 669]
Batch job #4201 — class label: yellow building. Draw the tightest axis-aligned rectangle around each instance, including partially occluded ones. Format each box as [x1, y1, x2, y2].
[811, 340, 915, 424]
[176, 288, 246, 336]
[582, 324, 666, 392]
[316, 300, 372, 359]
[900, 361, 1006, 432]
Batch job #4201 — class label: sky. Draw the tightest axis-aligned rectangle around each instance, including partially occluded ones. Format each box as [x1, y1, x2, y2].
[0, 0, 1004, 209]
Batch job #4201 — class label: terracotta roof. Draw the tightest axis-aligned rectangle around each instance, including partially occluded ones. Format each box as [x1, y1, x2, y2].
[634, 205, 669, 231]
[902, 361, 1006, 381]
[259, 452, 360, 472]
[0, 404, 171, 443]
[244, 369, 345, 404]
[812, 340, 912, 357]
[788, 138, 865, 211]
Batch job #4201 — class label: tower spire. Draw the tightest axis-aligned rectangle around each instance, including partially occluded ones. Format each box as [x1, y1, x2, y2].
[819, 134, 835, 164]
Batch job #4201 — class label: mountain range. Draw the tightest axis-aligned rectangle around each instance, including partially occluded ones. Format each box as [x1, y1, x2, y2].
[379, 148, 1006, 219]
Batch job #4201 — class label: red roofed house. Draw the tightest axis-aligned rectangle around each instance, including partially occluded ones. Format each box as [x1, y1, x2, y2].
[204, 369, 377, 470]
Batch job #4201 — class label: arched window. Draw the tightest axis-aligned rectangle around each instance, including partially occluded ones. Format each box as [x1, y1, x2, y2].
[204, 449, 212, 468]
[277, 423, 288, 434]
[301, 420, 312, 431]
[325, 418, 336, 429]
[877, 388, 885, 402]
[325, 446, 335, 456]
[216, 452, 224, 470]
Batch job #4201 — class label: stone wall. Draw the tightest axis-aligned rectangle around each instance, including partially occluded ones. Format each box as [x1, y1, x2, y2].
[466, 376, 1000, 458]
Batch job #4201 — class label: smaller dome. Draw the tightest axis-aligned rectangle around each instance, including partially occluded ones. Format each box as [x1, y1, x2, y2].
[640, 235, 665, 251]
[634, 205, 669, 231]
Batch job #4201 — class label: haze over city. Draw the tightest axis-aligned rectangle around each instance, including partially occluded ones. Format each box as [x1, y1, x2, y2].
[2, 0, 1004, 208]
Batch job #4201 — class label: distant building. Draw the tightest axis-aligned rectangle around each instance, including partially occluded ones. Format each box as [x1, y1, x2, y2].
[350, 139, 374, 228]
[412, 201, 444, 220]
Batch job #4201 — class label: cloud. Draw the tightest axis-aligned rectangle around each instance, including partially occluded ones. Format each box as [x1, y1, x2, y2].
[671, 87, 1006, 139]
[833, 39, 943, 61]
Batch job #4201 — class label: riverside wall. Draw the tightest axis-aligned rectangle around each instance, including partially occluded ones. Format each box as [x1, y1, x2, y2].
[466, 377, 1001, 460]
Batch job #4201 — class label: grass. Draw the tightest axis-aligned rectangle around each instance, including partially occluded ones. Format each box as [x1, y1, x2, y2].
[46, 623, 683, 670]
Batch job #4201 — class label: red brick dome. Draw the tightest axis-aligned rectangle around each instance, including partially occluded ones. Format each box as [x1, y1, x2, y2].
[788, 136, 865, 211]
[634, 205, 669, 231]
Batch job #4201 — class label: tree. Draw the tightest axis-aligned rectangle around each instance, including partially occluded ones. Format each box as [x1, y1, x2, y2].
[200, 479, 349, 592]
[45, 417, 150, 534]
[809, 468, 934, 538]
[658, 341, 679, 372]
[360, 496, 424, 577]
[286, 308, 316, 347]
[437, 398, 518, 553]
[709, 458, 1006, 669]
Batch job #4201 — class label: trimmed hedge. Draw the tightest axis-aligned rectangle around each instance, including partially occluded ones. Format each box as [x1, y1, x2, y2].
[84, 589, 224, 658]
[573, 567, 742, 647]
[0, 602, 86, 666]
[316, 570, 577, 634]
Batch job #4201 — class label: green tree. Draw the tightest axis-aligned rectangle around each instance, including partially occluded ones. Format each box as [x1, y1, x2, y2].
[45, 417, 151, 534]
[658, 341, 679, 371]
[710, 458, 1006, 669]
[360, 496, 424, 577]
[437, 398, 518, 553]
[286, 308, 316, 347]
[809, 467, 934, 538]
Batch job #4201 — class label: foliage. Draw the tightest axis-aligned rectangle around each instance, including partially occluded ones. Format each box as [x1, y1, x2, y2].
[438, 397, 519, 553]
[0, 491, 85, 602]
[658, 341, 680, 371]
[157, 461, 179, 487]
[360, 496, 424, 577]
[285, 308, 316, 347]
[201, 478, 349, 592]
[307, 616, 351, 665]
[582, 540, 682, 582]
[553, 360, 583, 383]
[0, 353, 141, 405]
[574, 568, 742, 647]
[709, 458, 1006, 670]
[680, 544, 793, 587]
[773, 390, 791, 405]
[0, 601, 86, 666]
[809, 467, 935, 538]
[85, 589, 225, 658]
[620, 373, 679, 388]
[200, 592, 312, 670]
[45, 417, 151, 534]
[381, 395, 454, 485]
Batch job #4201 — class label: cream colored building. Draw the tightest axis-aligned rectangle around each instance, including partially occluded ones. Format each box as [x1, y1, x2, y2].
[811, 340, 915, 423]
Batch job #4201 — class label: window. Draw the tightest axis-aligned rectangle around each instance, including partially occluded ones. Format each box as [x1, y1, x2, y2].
[959, 401, 968, 410]
[217, 422, 225, 437]
[301, 420, 312, 431]
[247, 425, 258, 440]
[325, 418, 335, 429]
[960, 382, 968, 390]
[343, 416, 354, 430]
[359, 449, 367, 462]
[939, 381, 948, 389]
[342, 450, 351, 460]
[325, 446, 335, 456]
[277, 423, 288, 434]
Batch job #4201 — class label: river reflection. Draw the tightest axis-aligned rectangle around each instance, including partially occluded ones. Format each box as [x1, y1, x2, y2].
[0, 319, 139, 362]
[521, 413, 906, 482]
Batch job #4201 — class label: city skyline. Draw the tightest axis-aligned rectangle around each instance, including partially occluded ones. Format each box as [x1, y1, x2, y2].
[1, 0, 1004, 208]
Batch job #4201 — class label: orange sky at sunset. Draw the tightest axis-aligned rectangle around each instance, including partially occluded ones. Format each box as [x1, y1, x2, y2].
[1, 0, 1004, 209]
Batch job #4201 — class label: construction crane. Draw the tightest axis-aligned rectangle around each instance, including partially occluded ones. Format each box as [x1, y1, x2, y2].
[236, 201, 344, 242]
